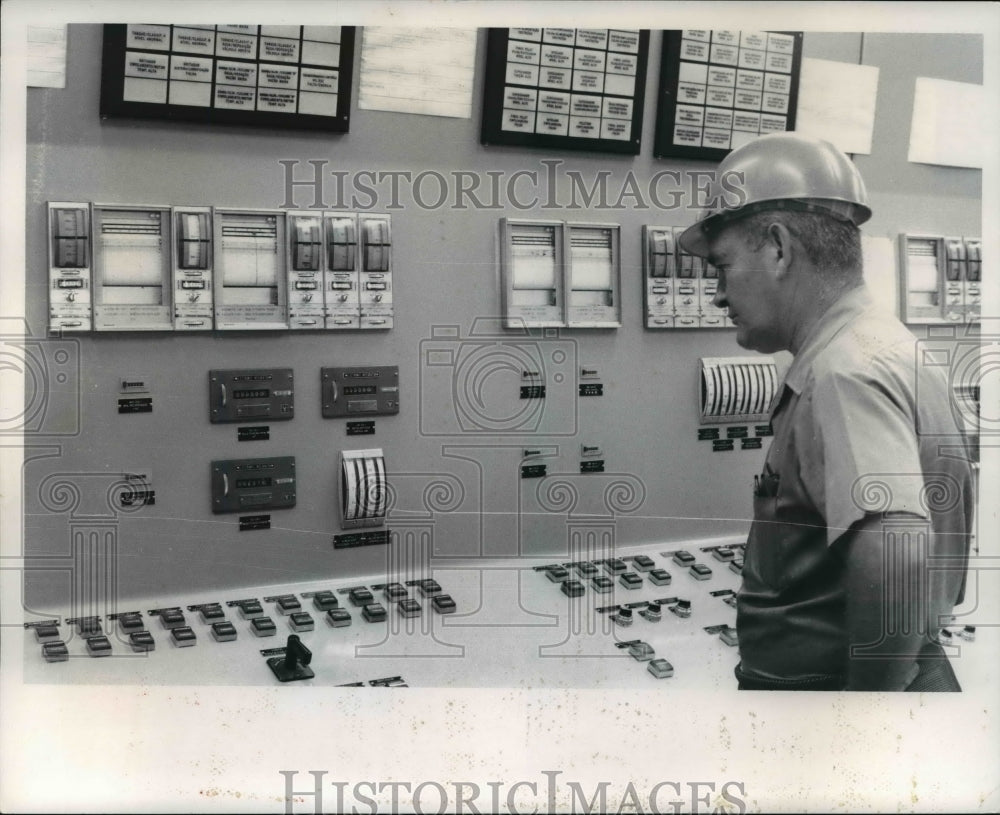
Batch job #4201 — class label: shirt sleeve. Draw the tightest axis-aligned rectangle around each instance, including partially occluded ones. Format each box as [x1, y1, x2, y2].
[801, 364, 927, 546]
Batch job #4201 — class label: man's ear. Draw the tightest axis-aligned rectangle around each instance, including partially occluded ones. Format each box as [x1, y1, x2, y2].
[765, 222, 794, 279]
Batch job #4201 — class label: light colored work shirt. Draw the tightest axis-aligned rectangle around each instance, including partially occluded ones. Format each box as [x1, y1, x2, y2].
[737, 285, 975, 685]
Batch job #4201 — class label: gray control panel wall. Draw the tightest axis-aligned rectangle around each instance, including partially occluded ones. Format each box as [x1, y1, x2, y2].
[23, 27, 982, 607]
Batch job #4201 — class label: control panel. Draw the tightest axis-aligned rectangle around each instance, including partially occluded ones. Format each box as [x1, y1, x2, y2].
[209, 368, 294, 423]
[499, 218, 621, 328]
[643, 225, 732, 329]
[321, 366, 399, 418]
[211, 456, 297, 513]
[899, 234, 982, 324]
[46, 201, 396, 331]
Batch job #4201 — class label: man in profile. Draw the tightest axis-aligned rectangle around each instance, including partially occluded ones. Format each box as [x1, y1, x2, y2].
[679, 133, 975, 691]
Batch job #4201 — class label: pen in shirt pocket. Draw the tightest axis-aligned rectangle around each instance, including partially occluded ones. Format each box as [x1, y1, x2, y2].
[754, 467, 780, 497]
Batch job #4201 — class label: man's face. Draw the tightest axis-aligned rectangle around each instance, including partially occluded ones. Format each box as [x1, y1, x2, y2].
[706, 220, 786, 353]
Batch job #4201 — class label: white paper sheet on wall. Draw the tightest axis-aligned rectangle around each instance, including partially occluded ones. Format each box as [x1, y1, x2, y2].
[861, 235, 898, 318]
[359, 27, 477, 119]
[908, 77, 985, 168]
[794, 57, 879, 155]
[27, 25, 68, 88]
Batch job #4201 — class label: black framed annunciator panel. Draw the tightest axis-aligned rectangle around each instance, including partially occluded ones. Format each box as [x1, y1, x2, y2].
[481, 28, 650, 155]
[654, 30, 802, 160]
[100, 25, 355, 133]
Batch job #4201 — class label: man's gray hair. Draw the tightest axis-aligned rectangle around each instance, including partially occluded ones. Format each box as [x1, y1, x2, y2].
[732, 209, 863, 278]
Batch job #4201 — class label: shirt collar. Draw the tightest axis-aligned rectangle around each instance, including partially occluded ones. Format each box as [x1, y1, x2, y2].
[781, 285, 877, 396]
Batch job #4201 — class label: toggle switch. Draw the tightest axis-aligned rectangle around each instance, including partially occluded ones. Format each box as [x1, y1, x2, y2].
[619, 572, 643, 590]
[312, 590, 339, 611]
[640, 602, 662, 622]
[613, 608, 634, 627]
[129, 631, 156, 652]
[670, 600, 692, 619]
[591, 576, 613, 594]
[170, 627, 197, 647]
[362, 603, 387, 623]
[289, 612, 315, 632]
[561, 579, 586, 597]
[632, 555, 655, 572]
[267, 634, 315, 682]
[649, 569, 672, 586]
[350, 588, 374, 607]
[42, 641, 70, 662]
[211, 621, 238, 642]
[398, 599, 422, 618]
[546, 566, 570, 583]
[647, 658, 674, 678]
[251, 617, 277, 637]
[431, 595, 456, 614]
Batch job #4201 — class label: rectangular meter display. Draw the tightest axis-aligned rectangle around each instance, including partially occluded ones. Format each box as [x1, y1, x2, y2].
[209, 368, 294, 423]
[321, 366, 399, 418]
[211, 456, 296, 513]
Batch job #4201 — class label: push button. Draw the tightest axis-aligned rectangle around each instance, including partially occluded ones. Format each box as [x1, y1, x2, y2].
[239, 601, 264, 619]
[349, 588, 374, 607]
[648, 658, 674, 678]
[34, 624, 61, 642]
[431, 595, 456, 614]
[649, 569, 672, 586]
[689, 563, 712, 581]
[629, 642, 655, 661]
[170, 627, 197, 647]
[199, 604, 225, 622]
[398, 599, 422, 618]
[418, 579, 442, 597]
[632, 555, 655, 572]
[363, 603, 387, 623]
[275, 596, 302, 615]
[561, 580, 585, 597]
[312, 591, 339, 611]
[42, 641, 70, 662]
[576, 563, 599, 577]
[251, 617, 277, 637]
[211, 621, 238, 642]
[591, 576, 613, 594]
[604, 559, 628, 575]
[546, 566, 570, 582]
[289, 612, 315, 632]
[160, 609, 187, 630]
[619, 572, 642, 590]
[118, 612, 144, 632]
[86, 635, 113, 656]
[672, 550, 695, 567]
[384, 583, 408, 601]
[129, 631, 156, 652]
[326, 608, 352, 627]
